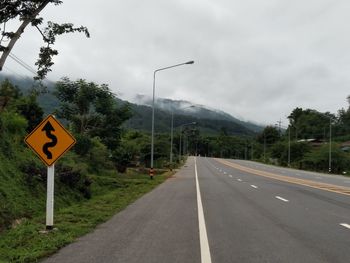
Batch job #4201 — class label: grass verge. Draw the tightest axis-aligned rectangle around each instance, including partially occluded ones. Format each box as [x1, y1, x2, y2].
[0, 171, 171, 263]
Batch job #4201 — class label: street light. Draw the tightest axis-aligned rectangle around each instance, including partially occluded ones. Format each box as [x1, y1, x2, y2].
[170, 105, 195, 168]
[150, 60, 194, 179]
[329, 116, 332, 173]
[276, 122, 291, 167]
[179, 122, 196, 162]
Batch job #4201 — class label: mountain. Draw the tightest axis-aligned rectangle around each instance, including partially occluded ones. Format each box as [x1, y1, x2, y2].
[132, 94, 263, 133]
[0, 74, 263, 136]
[0, 73, 59, 114]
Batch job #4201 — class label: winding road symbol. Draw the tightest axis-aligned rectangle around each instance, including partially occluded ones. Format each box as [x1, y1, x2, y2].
[41, 121, 58, 159]
[24, 115, 76, 166]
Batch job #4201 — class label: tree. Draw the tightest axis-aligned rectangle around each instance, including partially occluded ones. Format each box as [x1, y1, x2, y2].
[0, 79, 21, 112]
[337, 96, 350, 134]
[55, 78, 131, 151]
[0, 0, 89, 79]
[288, 107, 333, 140]
[16, 94, 43, 132]
[257, 126, 280, 145]
[302, 144, 350, 173]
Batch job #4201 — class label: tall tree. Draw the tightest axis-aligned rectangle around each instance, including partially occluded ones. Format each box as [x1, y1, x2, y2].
[0, 0, 89, 79]
[55, 78, 131, 151]
[257, 125, 280, 145]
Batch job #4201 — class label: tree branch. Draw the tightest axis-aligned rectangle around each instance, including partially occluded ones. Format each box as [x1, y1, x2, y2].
[0, 0, 51, 71]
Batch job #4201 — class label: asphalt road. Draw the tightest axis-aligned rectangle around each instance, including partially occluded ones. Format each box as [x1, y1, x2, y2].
[43, 157, 350, 263]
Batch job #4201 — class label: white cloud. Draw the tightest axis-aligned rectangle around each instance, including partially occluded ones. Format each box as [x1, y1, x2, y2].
[2, 0, 350, 125]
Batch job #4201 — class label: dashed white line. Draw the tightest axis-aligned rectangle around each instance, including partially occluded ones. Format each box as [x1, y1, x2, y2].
[229, 175, 233, 178]
[340, 223, 350, 230]
[237, 179, 242, 182]
[195, 158, 212, 263]
[275, 196, 289, 202]
[250, 185, 258, 189]
[223, 172, 227, 175]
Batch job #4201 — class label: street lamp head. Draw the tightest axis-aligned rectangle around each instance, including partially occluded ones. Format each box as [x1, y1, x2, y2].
[186, 61, 194, 64]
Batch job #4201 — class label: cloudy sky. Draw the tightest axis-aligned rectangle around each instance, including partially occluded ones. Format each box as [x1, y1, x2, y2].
[3, 0, 350, 125]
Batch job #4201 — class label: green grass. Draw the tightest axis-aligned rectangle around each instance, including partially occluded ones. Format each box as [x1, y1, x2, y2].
[0, 171, 170, 263]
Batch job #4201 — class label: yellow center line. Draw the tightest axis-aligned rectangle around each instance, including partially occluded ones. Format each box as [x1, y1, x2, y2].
[215, 159, 350, 196]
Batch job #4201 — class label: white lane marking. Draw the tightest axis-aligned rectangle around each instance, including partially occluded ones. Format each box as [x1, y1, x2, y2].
[275, 196, 289, 202]
[250, 185, 258, 189]
[223, 172, 227, 175]
[229, 174, 233, 178]
[340, 223, 350, 230]
[237, 179, 242, 182]
[195, 158, 212, 263]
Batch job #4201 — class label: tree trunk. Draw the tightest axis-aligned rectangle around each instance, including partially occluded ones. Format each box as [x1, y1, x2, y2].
[0, 0, 51, 71]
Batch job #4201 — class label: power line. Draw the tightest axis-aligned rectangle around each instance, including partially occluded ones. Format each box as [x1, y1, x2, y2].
[8, 53, 37, 75]
[7, 52, 55, 86]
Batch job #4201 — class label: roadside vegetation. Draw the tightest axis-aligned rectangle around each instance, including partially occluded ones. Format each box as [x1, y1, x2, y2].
[0, 76, 349, 261]
[0, 78, 171, 262]
[185, 99, 350, 175]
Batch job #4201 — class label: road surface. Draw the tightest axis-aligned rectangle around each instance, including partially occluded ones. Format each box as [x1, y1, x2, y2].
[43, 157, 350, 263]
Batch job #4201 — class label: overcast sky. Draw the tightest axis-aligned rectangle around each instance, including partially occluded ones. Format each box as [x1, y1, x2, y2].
[3, 0, 350, 125]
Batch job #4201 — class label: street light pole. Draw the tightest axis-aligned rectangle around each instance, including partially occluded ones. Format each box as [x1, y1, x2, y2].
[170, 105, 195, 167]
[150, 60, 194, 178]
[288, 127, 291, 167]
[178, 122, 196, 163]
[276, 120, 291, 167]
[329, 117, 332, 173]
[263, 133, 266, 163]
[169, 110, 174, 168]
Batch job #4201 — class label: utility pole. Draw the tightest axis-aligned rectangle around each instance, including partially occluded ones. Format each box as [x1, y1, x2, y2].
[288, 127, 291, 167]
[277, 119, 282, 136]
[263, 134, 266, 163]
[169, 110, 174, 169]
[329, 117, 332, 173]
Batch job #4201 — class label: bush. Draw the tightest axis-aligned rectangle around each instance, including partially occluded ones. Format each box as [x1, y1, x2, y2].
[302, 144, 350, 173]
[56, 164, 92, 199]
[88, 137, 114, 172]
[73, 133, 93, 156]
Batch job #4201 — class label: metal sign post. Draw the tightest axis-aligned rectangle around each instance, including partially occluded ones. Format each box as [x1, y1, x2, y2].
[46, 165, 55, 230]
[25, 115, 76, 230]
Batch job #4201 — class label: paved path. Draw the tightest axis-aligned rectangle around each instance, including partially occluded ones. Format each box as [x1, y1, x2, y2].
[43, 157, 350, 263]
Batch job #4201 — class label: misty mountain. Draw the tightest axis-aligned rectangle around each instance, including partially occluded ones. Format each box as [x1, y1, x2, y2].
[0, 74, 262, 136]
[132, 94, 263, 133]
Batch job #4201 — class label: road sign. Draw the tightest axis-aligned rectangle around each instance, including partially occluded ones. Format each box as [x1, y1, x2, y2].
[25, 114, 76, 166]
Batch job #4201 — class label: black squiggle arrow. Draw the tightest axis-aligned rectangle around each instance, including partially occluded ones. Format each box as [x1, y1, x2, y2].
[42, 121, 57, 159]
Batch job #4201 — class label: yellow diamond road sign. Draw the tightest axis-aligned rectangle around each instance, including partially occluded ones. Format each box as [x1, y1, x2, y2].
[25, 115, 76, 166]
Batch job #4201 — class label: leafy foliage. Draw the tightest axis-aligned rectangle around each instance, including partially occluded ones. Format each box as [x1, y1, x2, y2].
[288, 107, 334, 140]
[0, 0, 89, 79]
[55, 78, 132, 151]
